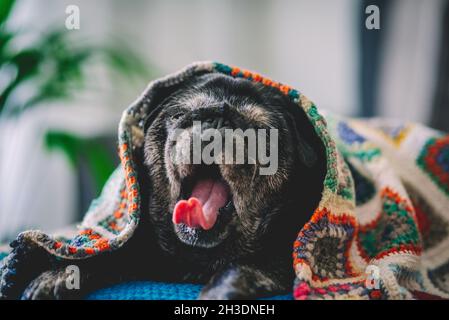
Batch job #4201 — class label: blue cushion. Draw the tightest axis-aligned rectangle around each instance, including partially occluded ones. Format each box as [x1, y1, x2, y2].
[86, 281, 293, 300]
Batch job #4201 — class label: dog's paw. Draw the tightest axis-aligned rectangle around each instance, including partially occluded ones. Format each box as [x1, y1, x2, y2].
[199, 273, 250, 300]
[21, 269, 79, 300]
[0, 235, 52, 299]
[198, 284, 244, 300]
[198, 265, 284, 300]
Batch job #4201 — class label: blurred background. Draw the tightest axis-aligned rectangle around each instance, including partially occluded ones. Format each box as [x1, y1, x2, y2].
[0, 0, 448, 242]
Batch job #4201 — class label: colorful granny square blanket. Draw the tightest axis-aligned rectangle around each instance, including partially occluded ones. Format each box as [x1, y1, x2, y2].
[1, 62, 449, 299]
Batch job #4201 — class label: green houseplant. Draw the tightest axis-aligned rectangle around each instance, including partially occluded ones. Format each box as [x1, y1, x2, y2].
[0, 0, 152, 198]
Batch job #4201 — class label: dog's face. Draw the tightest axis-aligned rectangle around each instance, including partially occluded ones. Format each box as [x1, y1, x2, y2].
[143, 73, 324, 266]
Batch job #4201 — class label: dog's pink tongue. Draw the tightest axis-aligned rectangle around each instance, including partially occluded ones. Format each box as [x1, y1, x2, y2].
[172, 179, 229, 230]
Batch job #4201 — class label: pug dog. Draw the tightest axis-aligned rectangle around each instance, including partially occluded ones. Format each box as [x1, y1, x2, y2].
[19, 72, 326, 300]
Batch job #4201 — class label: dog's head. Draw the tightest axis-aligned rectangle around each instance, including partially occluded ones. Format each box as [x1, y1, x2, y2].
[142, 72, 325, 265]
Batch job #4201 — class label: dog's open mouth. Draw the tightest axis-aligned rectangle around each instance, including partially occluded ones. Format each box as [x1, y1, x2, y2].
[172, 165, 235, 248]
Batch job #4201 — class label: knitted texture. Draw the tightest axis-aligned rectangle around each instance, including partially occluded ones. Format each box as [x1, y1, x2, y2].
[1, 62, 449, 300]
[85, 281, 293, 300]
[86, 282, 205, 300]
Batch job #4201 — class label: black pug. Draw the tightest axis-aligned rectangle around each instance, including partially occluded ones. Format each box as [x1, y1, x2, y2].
[21, 73, 326, 300]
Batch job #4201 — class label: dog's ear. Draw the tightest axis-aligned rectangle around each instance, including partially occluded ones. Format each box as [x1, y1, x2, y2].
[141, 71, 211, 131]
[297, 132, 318, 168]
[143, 84, 186, 132]
[284, 100, 323, 168]
[134, 77, 198, 175]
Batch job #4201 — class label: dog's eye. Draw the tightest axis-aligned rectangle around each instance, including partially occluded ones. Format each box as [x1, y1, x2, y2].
[170, 113, 183, 121]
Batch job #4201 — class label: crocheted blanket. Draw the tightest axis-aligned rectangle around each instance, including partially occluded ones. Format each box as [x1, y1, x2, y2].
[1, 62, 449, 300]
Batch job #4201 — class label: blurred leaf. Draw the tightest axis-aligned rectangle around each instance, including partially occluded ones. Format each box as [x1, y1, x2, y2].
[101, 44, 151, 79]
[0, 3, 152, 118]
[0, 0, 15, 27]
[0, 49, 43, 112]
[9, 49, 42, 80]
[22, 43, 92, 110]
[45, 131, 80, 168]
[45, 131, 116, 193]
[1, 27, 152, 116]
[84, 142, 116, 192]
[0, 31, 13, 55]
